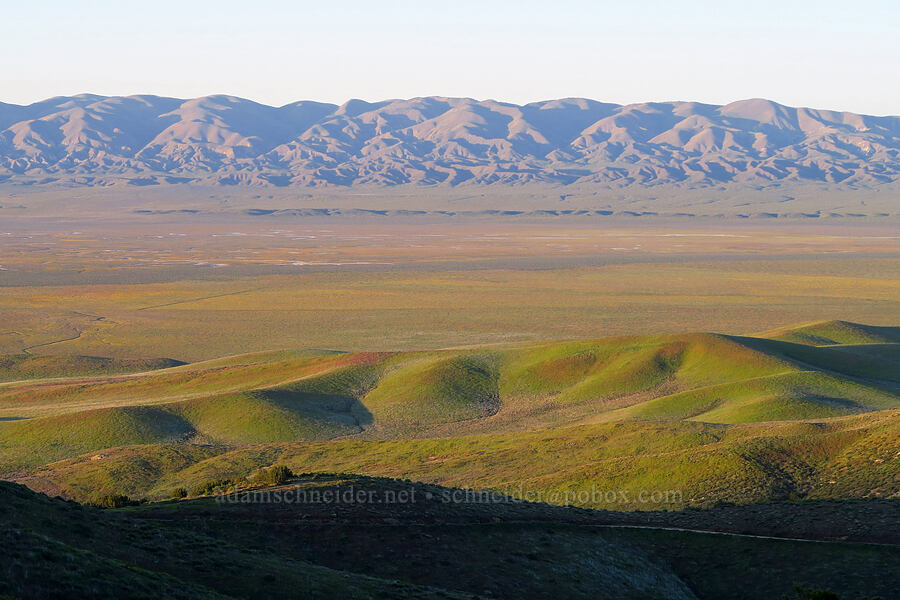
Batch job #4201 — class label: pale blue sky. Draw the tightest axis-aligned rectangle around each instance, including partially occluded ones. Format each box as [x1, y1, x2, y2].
[3, 0, 898, 114]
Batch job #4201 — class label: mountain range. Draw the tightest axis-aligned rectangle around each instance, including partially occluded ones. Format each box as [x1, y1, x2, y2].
[1, 95, 898, 188]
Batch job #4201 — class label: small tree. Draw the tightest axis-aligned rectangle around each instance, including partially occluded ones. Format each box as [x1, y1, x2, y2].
[249, 464, 294, 486]
[269, 465, 293, 485]
[191, 479, 236, 496]
[90, 493, 136, 508]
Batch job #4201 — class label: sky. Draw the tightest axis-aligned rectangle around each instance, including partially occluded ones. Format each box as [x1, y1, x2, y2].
[3, 0, 898, 115]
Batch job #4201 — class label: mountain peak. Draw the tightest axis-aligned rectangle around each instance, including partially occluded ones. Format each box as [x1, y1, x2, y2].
[0, 95, 898, 188]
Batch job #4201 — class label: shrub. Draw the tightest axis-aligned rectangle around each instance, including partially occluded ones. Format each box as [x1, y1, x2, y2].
[783, 585, 882, 600]
[191, 479, 237, 496]
[249, 464, 294, 486]
[89, 494, 137, 508]
[269, 465, 293, 485]
[788, 590, 840, 600]
[170, 487, 188, 499]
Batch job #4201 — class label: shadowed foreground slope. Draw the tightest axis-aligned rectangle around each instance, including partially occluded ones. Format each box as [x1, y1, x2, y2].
[3, 475, 898, 600]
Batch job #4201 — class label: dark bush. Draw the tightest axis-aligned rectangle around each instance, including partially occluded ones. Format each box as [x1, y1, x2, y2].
[249, 465, 294, 486]
[89, 494, 137, 508]
[191, 479, 237, 496]
[170, 487, 188, 499]
[783, 585, 882, 600]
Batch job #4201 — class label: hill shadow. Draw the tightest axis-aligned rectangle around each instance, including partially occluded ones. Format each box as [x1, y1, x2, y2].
[260, 388, 374, 430]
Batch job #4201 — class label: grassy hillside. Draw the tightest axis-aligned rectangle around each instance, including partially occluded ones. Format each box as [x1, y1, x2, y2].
[0, 406, 195, 469]
[0, 350, 380, 419]
[2, 328, 897, 429]
[13, 409, 898, 510]
[0, 353, 183, 383]
[764, 320, 900, 346]
[1, 322, 897, 512]
[608, 371, 898, 423]
[362, 353, 500, 434]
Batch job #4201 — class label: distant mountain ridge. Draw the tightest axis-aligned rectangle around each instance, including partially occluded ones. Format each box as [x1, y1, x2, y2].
[1, 95, 898, 188]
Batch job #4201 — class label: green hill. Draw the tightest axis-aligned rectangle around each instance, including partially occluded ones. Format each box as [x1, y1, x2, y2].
[0, 353, 183, 383]
[763, 320, 900, 346]
[362, 353, 500, 434]
[1, 322, 898, 512]
[609, 371, 898, 423]
[0, 406, 195, 469]
[12, 408, 898, 511]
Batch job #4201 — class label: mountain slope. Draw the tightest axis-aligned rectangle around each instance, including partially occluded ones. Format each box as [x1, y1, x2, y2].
[1, 95, 898, 188]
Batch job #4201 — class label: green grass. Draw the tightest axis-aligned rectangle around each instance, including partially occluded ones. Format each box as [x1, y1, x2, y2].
[362, 353, 500, 433]
[612, 371, 899, 423]
[0, 350, 378, 419]
[172, 389, 363, 444]
[11, 444, 226, 500]
[0, 406, 195, 469]
[13, 409, 895, 511]
[0, 353, 183, 383]
[1, 322, 898, 512]
[499, 337, 686, 404]
[765, 320, 900, 346]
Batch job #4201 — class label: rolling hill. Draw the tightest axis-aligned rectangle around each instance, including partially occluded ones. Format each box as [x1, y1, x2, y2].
[0, 353, 183, 383]
[763, 320, 900, 346]
[1, 95, 899, 189]
[0, 321, 897, 507]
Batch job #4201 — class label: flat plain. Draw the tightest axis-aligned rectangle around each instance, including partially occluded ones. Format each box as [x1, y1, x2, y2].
[1, 216, 898, 360]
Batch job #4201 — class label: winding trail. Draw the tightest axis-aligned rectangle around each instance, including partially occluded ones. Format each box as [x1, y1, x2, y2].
[19, 311, 112, 355]
[20, 331, 87, 354]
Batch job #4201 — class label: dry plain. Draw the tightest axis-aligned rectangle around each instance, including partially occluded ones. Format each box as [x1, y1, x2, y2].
[1, 217, 898, 361]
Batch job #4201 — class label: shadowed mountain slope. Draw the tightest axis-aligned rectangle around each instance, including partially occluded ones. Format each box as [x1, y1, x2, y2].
[0, 478, 483, 600]
[5, 473, 898, 600]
